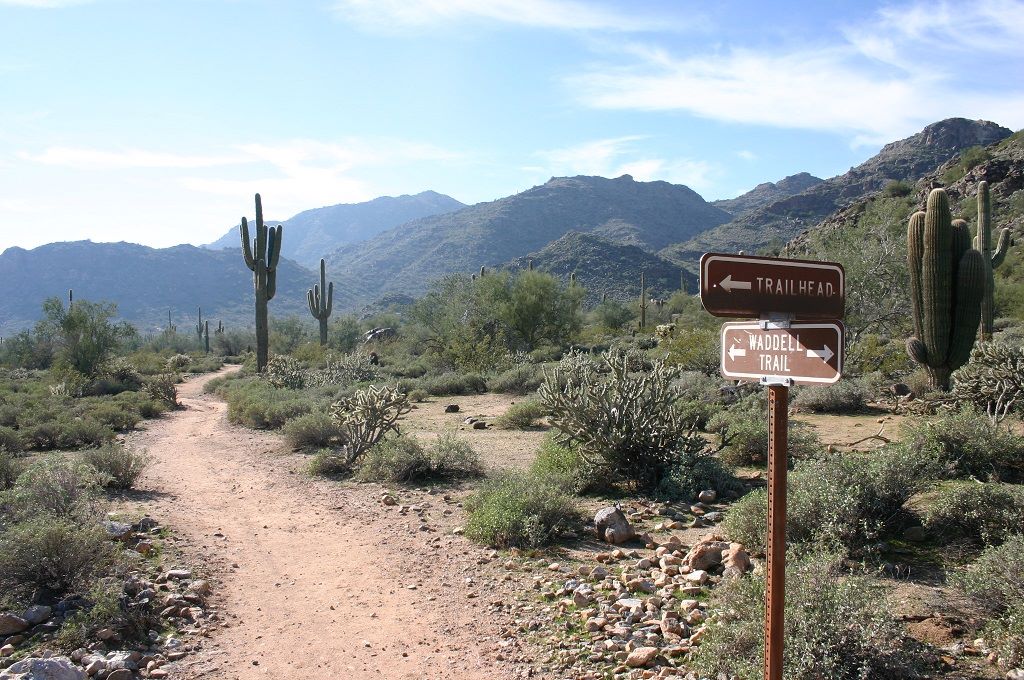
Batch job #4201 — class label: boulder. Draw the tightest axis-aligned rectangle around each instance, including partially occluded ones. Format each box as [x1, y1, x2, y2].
[0, 656, 85, 680]
[625, 646, 659, 668]
[21, 606, 51, 626]
[444, 404, 460, 413]
[0, 613, 29, 636]
[594, 507, 635, 545]
[722, 543, 752, 578]
[683, 535, 731, 571]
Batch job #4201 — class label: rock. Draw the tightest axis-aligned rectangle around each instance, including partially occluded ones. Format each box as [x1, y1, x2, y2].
[903, 526, 927, 542]
[83, 658, 105, 676]
[472, 421, 488, 430]
[444, 404, 460, 413]
[134, 517, 159, 532]
[164, 569, 192, 580]
[381, 494, 398, 506]
[0, 656, 85, 679]
[101, 521, 132, 541]
[363, 327, 396, 344]
[94, 628, 117, 642]
[890, 383, 912, 397]
[189, 580, 212, 597]
[1006, 671, 1024, 680]
[722, 543, 752, 577]
[594, 507, 636, 545]
[105, 670, 132, 680]
[625, 646, 659, 668]
[0, 613, 29, 636]
[0, 645, 14, 658]
[134, 540, 154, 556]
[683, 536, 730, 571]
[21, 606, 51, 626]
[697, 490, 716, 504]
[703, 511, 724, 523]
[683, 570, 708, 585]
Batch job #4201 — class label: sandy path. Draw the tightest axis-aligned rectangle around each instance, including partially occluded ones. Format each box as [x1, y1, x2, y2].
[127, 368, 518, 680]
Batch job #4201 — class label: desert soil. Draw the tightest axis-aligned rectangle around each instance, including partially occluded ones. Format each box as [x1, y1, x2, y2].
[123, 368, 530, 680]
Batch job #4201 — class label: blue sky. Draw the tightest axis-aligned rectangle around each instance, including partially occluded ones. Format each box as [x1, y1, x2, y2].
[1, 0, 1022, 250]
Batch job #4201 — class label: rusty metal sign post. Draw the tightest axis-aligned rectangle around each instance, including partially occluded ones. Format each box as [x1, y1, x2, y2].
[700, 252, 845, 680]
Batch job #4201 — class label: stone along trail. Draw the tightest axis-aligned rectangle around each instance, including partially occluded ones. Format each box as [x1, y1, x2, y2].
[129, 368, 514, 680]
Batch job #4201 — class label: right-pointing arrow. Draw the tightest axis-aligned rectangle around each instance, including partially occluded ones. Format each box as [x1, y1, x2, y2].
[719, 274, 752, 293]
[807, 345, 834, 362]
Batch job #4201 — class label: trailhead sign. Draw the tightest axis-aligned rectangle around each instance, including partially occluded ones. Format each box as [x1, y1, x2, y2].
[720, 321, 844, 384]
[699, 252, 845, 320]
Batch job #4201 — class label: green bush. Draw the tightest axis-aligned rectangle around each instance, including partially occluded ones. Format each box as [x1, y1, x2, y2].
[922, 483, 1024, 545]
[494, 400, 545, 429]
[3, 456, 104, 520]
[710, 396, 821, 466]
[655, 452, 743, 501]
[528, 436, 596, 494]
[0, 425, 24, 453]
[692, 551, 931, 679]
[672, 371, 727, 430]
[0, 449, 24, 490]
[464, 471, 580, 548]
[489, 364, 545, 395]
[81, 442, 149, 489]
[955, 534, 1024, 667]
[21, 418, 113, 450]
[723, 446, 937, 555]
[662, 326, 720, 375]
[306, 448, 348, 476]
[903, 406, 1024, 480]
[0, 516, 114, 602]
[283, 412, 344, 449]
[84, 402, 142, 431]
[418, 372, 487, 396]
[792, 380, 871, 414]
[144, 374, 179, 409]
[356, 432, 481, 483]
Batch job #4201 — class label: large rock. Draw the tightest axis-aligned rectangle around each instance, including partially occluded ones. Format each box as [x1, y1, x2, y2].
[594, 507, 635, 545]
[21, 606, 51, 626]
[683, 534, 731, 571]
[722, 543, 752, 578]
[0, 613, 29, 636]
[625, 646, 659, 668]
[0, 657, 85, 680]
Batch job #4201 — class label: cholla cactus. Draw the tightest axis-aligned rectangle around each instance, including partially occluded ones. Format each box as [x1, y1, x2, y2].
[906, 188, 984, 390]
[951, 342, 1024, 422]
[330, 385, 412, 464]
[265, 355, 306, 389]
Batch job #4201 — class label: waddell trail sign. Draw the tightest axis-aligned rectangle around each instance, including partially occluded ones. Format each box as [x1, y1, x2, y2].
[699, 252, 846, 680]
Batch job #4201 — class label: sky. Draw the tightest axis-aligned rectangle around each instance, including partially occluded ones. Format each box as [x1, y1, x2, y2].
[1, 0, 1022, 250]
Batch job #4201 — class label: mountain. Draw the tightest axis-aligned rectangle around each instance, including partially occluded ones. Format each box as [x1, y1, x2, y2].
[503, 232, 693, 304]
[325, 174, 731, 306]
[0, 241, 332, 334]
[204, 191, 465, 268]
[662, 118, 1013, 269]
[712, 172, 823, 219]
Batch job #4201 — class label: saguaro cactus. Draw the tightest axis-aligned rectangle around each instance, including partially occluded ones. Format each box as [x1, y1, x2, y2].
[307, 258, 334, 346]
[638, 272, 648, 329]
[973, 181, 1012, 340]
[195, 307, 204, 340]
[906, 188, 985, 390]
[202, 320, 210, 354]
[240, 193, 282, 372]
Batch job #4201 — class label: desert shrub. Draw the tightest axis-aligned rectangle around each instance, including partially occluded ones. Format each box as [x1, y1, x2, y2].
[672, 371, 727, 429]
[81, 442, 148, 489]
[723, 446, 937, 555]
[655, 452, 743, 501]
[135, 398, 166, 418]
[306, 448, 348, 476]
[494, 400, 545, 429]
[882, 179, 913, 198]
[304, 353, 378, 388]
[356, 432, 481, 483]
[104, 358, 143, 390]
[662, 326, 720, 375]
[283, 411, 344, 449]
[85, 402, 142, 431]
[951, 342, 1024, 422]
[490, 364, 545, 395]
[539, 350, 706, 490]
[691, 551, 931, 679]
[922, 482, 1024, 546]
[904, 406, 1024, 480]
[265, 355, 307, 389]
[846, 334, 913, 378]
[0, 517, 114, 602]
[418, 372, 487, 396]
[955, 535, 1024, 667]
[330, 385, 411, 465]
[464, 471, 580, 548]
[4, 456, 104, 520]
[21, 417, 113, 450]
[529, 436, 597, 494]
[710, 395, 821, 466]
[792, 379, 871, 413]
[144, 374, 179, 409]
[165, 353, 192, 371]
[407, 388, 429, 403]
[0, 450, 24, 490]
[0, 425, 24, 453]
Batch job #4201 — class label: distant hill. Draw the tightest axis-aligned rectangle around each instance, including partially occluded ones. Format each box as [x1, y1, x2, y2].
[712, 172, 823, 220]
[204, 191, 465, 268]
[325, 174, 731, 307]
[663, 118, 1013, 269]
[0, 241, 332, 334]
[503, 232, 692, 304]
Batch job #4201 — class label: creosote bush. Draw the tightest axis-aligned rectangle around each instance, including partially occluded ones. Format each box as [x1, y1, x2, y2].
[922, 483, 1024, 546]
[903, 406, 1024, 480]
[494, 400, 545, 429]
[489, 363, 545, 395]
[355, 432, 481, 483]
[529, 436, 597, 494]
[692, 551, 932, 679]
[792, 379, 872, 413]
[282, 411, 344, 449]
[955, 534, 1024, 667]
[709, 394, 821, 467]
[81, 442, 149, 489]
[464, 471, 580, 548]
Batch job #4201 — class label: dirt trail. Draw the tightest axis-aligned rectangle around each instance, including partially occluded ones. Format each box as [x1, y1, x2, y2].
[127, 368, 517, 680]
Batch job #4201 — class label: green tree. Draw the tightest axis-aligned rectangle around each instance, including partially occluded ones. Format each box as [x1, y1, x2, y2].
[37, 297, 134, 378]
[590, 299, 634, 331]
[501, 270, 582, 350]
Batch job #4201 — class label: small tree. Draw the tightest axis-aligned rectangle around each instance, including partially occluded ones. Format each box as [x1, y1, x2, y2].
[37, 297, 134, 378]
[500, 270, 582, 350]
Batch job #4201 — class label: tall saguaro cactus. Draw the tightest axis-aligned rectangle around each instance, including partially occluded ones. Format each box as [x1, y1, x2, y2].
[195, 307, 204, 341]
[202, 320, 210, 354]
[638, 272, 647, 329]
[307, 258, 334, 346]
[240, 193, 282, 372]
[973, 181, 1012, 340]
[906, 188, 984, 390]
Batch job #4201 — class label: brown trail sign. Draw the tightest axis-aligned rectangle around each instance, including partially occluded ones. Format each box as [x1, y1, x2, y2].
[700, 252, 844, 319]
[700, 251, 846, 680]
[720, 321, 843, 385]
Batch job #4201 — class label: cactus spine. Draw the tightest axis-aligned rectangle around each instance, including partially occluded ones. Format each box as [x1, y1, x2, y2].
[240, 193, 282, 372]
[306, 258, 334, 346]
[638, 272, 647, 329]
[906, 188, 984, 390]
[973, 181, 1012, 340]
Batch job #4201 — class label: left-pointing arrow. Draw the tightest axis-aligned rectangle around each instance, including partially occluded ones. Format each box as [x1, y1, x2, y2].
[806, 345, 834, 362]
[728, 344, 747, 360]
[719, 274, 752, 293]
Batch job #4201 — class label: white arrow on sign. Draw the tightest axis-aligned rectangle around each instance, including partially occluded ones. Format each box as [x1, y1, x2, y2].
[806, 345, 834, 362]
[719, 274, 752, 293]
[728, 344, 746, 360]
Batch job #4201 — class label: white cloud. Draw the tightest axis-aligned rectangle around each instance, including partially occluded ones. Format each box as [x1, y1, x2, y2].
[20, 147, 246, 170]
[570, 1, 1024, 144]
[331, 0, 674, 32]
[534, 136, 716, 190]
[736, 150, 757, 161]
